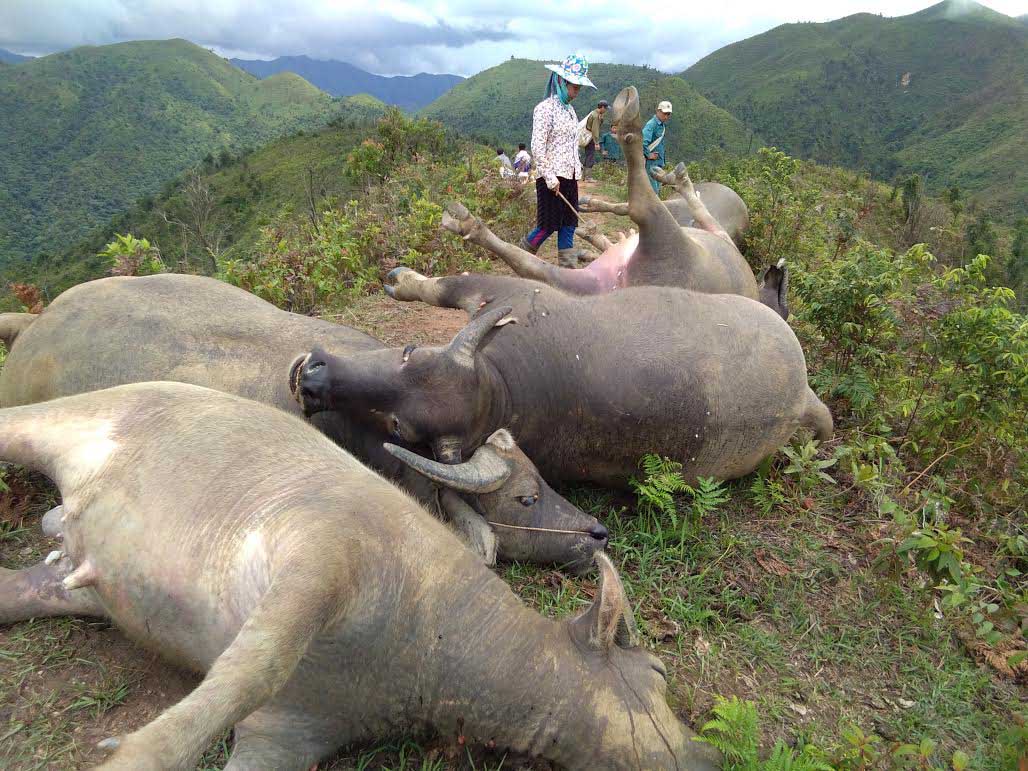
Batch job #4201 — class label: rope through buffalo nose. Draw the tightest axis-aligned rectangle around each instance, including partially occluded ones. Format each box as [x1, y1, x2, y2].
[486, 522, 604, 536]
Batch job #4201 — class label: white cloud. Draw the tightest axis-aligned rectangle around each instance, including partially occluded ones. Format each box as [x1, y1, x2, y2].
[0, 0, 1024, 74]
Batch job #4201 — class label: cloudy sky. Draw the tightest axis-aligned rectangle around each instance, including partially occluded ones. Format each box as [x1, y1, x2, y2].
[1, 0, 1025, 75]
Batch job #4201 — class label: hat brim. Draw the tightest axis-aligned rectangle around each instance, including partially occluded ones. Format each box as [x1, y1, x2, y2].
[544, 63, 596, 88]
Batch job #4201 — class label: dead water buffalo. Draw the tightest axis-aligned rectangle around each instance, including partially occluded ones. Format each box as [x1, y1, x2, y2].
[0, 275, 607, 567]
[0, 382, 720, 770]
[295, 272, 833, 487]
[434, 86, 790, 318]
[579, 169, 750, 247]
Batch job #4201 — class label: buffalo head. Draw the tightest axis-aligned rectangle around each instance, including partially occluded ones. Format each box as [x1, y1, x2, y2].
[384, 429, 608, 570]
[290, 306, 513, 463]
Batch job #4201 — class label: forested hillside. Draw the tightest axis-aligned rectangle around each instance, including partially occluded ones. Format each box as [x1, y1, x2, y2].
[231, 55, 463, 111]
[683, 0, 1027, 219]
[420, 59, 755, 160]
[0, 39, 351, 272]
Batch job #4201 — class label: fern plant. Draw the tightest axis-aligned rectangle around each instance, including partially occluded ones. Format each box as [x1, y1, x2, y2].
[630, 456, 730, 544]
[694, 696, 760, 768]
[630, 454, 690, 521]
[750, 475, 787, 516]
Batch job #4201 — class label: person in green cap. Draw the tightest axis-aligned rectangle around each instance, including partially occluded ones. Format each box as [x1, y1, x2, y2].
[519, 53, 597, 268]
[642, 99, 672, 193]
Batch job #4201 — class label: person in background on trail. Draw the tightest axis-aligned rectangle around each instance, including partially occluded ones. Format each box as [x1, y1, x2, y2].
[513, 143, 532, 172]
[519, 53, 596, 269]
[496, 147, 515, 178]
[582, 100, 608, 179]
[599, 125, 622, 163]
[642, 100, 672, 193]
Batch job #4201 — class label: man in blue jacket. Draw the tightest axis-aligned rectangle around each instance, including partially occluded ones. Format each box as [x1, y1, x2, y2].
[642, 100, 672, 192]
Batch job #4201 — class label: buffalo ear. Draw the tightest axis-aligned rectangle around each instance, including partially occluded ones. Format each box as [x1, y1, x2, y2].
[572, 552, 639, 651]
[485, 428, 516, 453]
[447, 306, 515, 370]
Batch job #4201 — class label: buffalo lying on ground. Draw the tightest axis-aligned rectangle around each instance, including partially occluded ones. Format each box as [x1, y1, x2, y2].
[0, 382, 720, 770]
[0, 275, 606, 567]
[295, 272, 833, 488]
[432, 86, 767, 310]
[579, 167, 750, 247]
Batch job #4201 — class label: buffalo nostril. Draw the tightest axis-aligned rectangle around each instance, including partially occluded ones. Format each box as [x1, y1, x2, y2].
[589, 523, 609, 542]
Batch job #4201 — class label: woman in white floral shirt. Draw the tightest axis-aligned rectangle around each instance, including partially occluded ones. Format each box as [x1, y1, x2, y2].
[519, 54, 596, 268]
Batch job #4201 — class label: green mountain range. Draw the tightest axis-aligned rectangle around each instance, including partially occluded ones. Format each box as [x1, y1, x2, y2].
[0, 38, 351, 272]
[683, 0, 1027, 218]
[419, 59, 755, 161]
[231, 56, 463, 111]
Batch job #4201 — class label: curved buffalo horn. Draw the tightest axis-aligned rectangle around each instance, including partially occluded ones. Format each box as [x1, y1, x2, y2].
[447, 306, 515, 370]
[384, 442, 512, 494]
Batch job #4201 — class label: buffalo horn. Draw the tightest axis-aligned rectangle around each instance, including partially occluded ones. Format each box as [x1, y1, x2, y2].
[384, 443, 512, 493]
[447, 306, 514, 370]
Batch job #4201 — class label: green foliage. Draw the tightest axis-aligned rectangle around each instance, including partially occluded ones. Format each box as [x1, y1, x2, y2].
[344, 139, 387, 191]
[630, 455, 730, 548]
[781, 440, 838, 493]
[749, 473, 788, 516]
[221, 207, 378, 313]
[683, 3, 1028, 219]
[99, 233, 165, 276]
[0, 39, 351, 274]
[696, 696, 978, 771]
[718, 147, 820, 272]
[695, 696, 761, 767]
[630, 454, 690, 520]
[897, 520, 973, 585]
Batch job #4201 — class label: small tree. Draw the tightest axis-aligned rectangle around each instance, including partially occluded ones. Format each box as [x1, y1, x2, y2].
[100, 234, 166, 277]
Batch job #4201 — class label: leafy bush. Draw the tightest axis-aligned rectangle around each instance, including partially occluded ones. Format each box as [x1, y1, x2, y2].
[221, 208, 378, 313]
[100, 233, 166, 277]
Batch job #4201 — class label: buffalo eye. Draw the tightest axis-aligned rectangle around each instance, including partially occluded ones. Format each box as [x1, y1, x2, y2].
[402, 344, 416, 363]
[518, 495, 539, 507]
[390, 415, 403, 440]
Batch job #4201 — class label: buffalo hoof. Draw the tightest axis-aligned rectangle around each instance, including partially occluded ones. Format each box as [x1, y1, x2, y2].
[97, 736, 121, 751]
[441, 201, 477, 238]
[385, 266, 428, 303]
[612, 86, 641, 136]
[445, 201, 471, 220]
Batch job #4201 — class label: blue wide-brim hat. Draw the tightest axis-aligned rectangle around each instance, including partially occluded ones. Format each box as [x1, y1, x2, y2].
[545, 54, 596, 88]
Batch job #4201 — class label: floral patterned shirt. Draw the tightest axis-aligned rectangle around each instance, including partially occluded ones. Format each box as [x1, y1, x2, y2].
[531, 95, 581, 187]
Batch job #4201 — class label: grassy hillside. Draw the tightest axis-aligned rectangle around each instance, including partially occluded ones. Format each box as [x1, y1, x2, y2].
[636, 76, 758, 161]
[0, 38, 349, 272]
[419, 58, 664, 146]
[231, 55, 463, 111]
[683, 0, 1027, 218]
